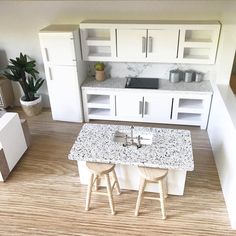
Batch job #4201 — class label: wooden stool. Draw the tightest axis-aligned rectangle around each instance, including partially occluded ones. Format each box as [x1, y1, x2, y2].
[135, 167, 168, 219]
[85, 162, 121, 215]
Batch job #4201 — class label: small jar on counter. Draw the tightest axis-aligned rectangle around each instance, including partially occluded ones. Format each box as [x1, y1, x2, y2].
[195, 72, 204, 82]
[183, 70, 194, 83]
[169, 69, 182, 83]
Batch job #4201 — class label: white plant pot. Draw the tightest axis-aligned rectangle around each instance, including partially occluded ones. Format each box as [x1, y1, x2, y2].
[20, 95, 42, 116]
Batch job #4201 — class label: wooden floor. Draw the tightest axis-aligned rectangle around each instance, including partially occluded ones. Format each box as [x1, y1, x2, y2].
[0, 108, 234, 235]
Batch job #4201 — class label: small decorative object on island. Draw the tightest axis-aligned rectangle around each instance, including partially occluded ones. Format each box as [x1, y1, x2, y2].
[4, 53, 45, 116]
[95, 62, 105, 81]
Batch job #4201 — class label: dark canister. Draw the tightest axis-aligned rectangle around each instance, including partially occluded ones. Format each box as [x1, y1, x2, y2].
[169, 69, 181, 83]
[183, 70, 194, 83]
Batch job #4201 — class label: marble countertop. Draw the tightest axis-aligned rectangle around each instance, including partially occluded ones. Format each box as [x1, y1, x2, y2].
[68, 124, 194, 171]
[82, 77, 212, 94]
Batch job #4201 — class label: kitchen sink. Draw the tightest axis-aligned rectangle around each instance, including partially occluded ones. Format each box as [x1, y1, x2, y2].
[113, 130, 153, 147]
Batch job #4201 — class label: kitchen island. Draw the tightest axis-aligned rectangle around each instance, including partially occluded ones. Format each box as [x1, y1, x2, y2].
[69, 123, 194, 195]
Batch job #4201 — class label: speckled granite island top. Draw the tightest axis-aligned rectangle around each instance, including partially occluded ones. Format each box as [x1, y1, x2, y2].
[82, 77, 212, 94]
[68, 124, 194, 171]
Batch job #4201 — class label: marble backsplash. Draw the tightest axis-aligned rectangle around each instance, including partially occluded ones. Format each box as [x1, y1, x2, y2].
[88, 62, 216, 81]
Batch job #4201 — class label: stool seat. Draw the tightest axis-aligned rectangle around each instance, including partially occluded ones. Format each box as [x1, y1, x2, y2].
[86, 162, 115, 175]
[85, 162, 120, 215]
[138, 167, 168, 182]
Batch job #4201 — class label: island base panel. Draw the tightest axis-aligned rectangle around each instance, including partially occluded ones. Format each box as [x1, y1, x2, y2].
[77, 161, 187, 196]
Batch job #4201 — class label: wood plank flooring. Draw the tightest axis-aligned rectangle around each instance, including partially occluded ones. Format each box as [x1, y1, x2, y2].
[0, 108, 235, 235]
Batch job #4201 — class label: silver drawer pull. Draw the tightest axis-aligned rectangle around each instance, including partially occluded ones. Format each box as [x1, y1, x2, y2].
[148, 37, 153, 53]
[144, 101, 148, 115]
[142, 37, 146, 53]
[139, 101, 143, 114]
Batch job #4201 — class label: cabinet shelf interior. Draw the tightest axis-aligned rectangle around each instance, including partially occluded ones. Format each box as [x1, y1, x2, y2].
[183, 48, 210, 60]
[179, 98, 203, 109]
[87, 46, 111, 57]
[86, 29, 110, 41]
[87, 94, 110, 105]
[177, 113, 201, 121]
[185, 30, 213, 43]
[88, 108, 111, 116]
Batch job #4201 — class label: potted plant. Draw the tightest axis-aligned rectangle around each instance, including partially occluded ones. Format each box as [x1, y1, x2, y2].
[4, 53, 45, 116]
[95, 62, 105, 81]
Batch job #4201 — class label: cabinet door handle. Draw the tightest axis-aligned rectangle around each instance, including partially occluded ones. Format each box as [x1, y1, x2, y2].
[142, 37, 146, 53]
[139, 101, 143, 115]
[170, 98, 174, 119]
[44, 48, 49, 62]
[144, 101, 148, 115]
[148, 37, 153, 53]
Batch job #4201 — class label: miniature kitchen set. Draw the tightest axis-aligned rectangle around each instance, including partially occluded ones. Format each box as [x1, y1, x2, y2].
[38, 20, 221, 197]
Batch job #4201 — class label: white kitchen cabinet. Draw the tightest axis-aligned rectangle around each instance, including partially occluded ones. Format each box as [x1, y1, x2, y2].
[82, 85, 212, 129]
[171, 93, 212, 129]
[115, 92, 172, 123]
[142, 94, 173, 123]
[39, 25, 85, 122]
[115, 93, 143, 121]
[80, 24, 116, 61]
[178, 24, 221, 64]
[116, 29, 179, 62]
[80, 20, 220, 64]
[82, 89, 116, 122]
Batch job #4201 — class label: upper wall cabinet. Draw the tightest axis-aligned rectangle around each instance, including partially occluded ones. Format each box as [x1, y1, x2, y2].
[178, 24, 221, 64]
[80, 23, 116, 61]
[80, 20, 221, 64]
[116, 29, 179, 62]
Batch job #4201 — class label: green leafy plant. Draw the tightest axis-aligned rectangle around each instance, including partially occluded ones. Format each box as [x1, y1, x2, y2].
[95, 62, 105, 71]
[4, 53, 44, 101]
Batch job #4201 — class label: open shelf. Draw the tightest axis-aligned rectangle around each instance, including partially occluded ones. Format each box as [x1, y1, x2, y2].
[88, 108, 111, 117]
[87, 46, 112, 58]
[86, 38, 111, 46]
[86, 29, 111, 41]
[177, 113, 201, 122]
[185, 30, 213, 43]
[183, 48, 210, 60]
[179, 98, 203, 109]
[87, 94, 110, 108]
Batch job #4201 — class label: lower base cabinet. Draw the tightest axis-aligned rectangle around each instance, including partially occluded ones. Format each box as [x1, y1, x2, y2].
[82, 88, 212, 129]
[115, 92, 173, 123]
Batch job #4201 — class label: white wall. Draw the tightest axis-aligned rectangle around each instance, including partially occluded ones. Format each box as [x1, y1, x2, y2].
[0, 0, 230, 106]
[208, 84, 236, 229]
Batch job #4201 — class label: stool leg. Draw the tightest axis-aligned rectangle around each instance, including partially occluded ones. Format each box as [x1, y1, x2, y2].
[85, 173, 94, 211]
[159, 179, 167, 220]
[105, 173, 116, 215]
[135, 177, 146, 216]
[111, 170, 121, 195]
[94, 175, 98, 191]
[164, 175, 168, 199]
